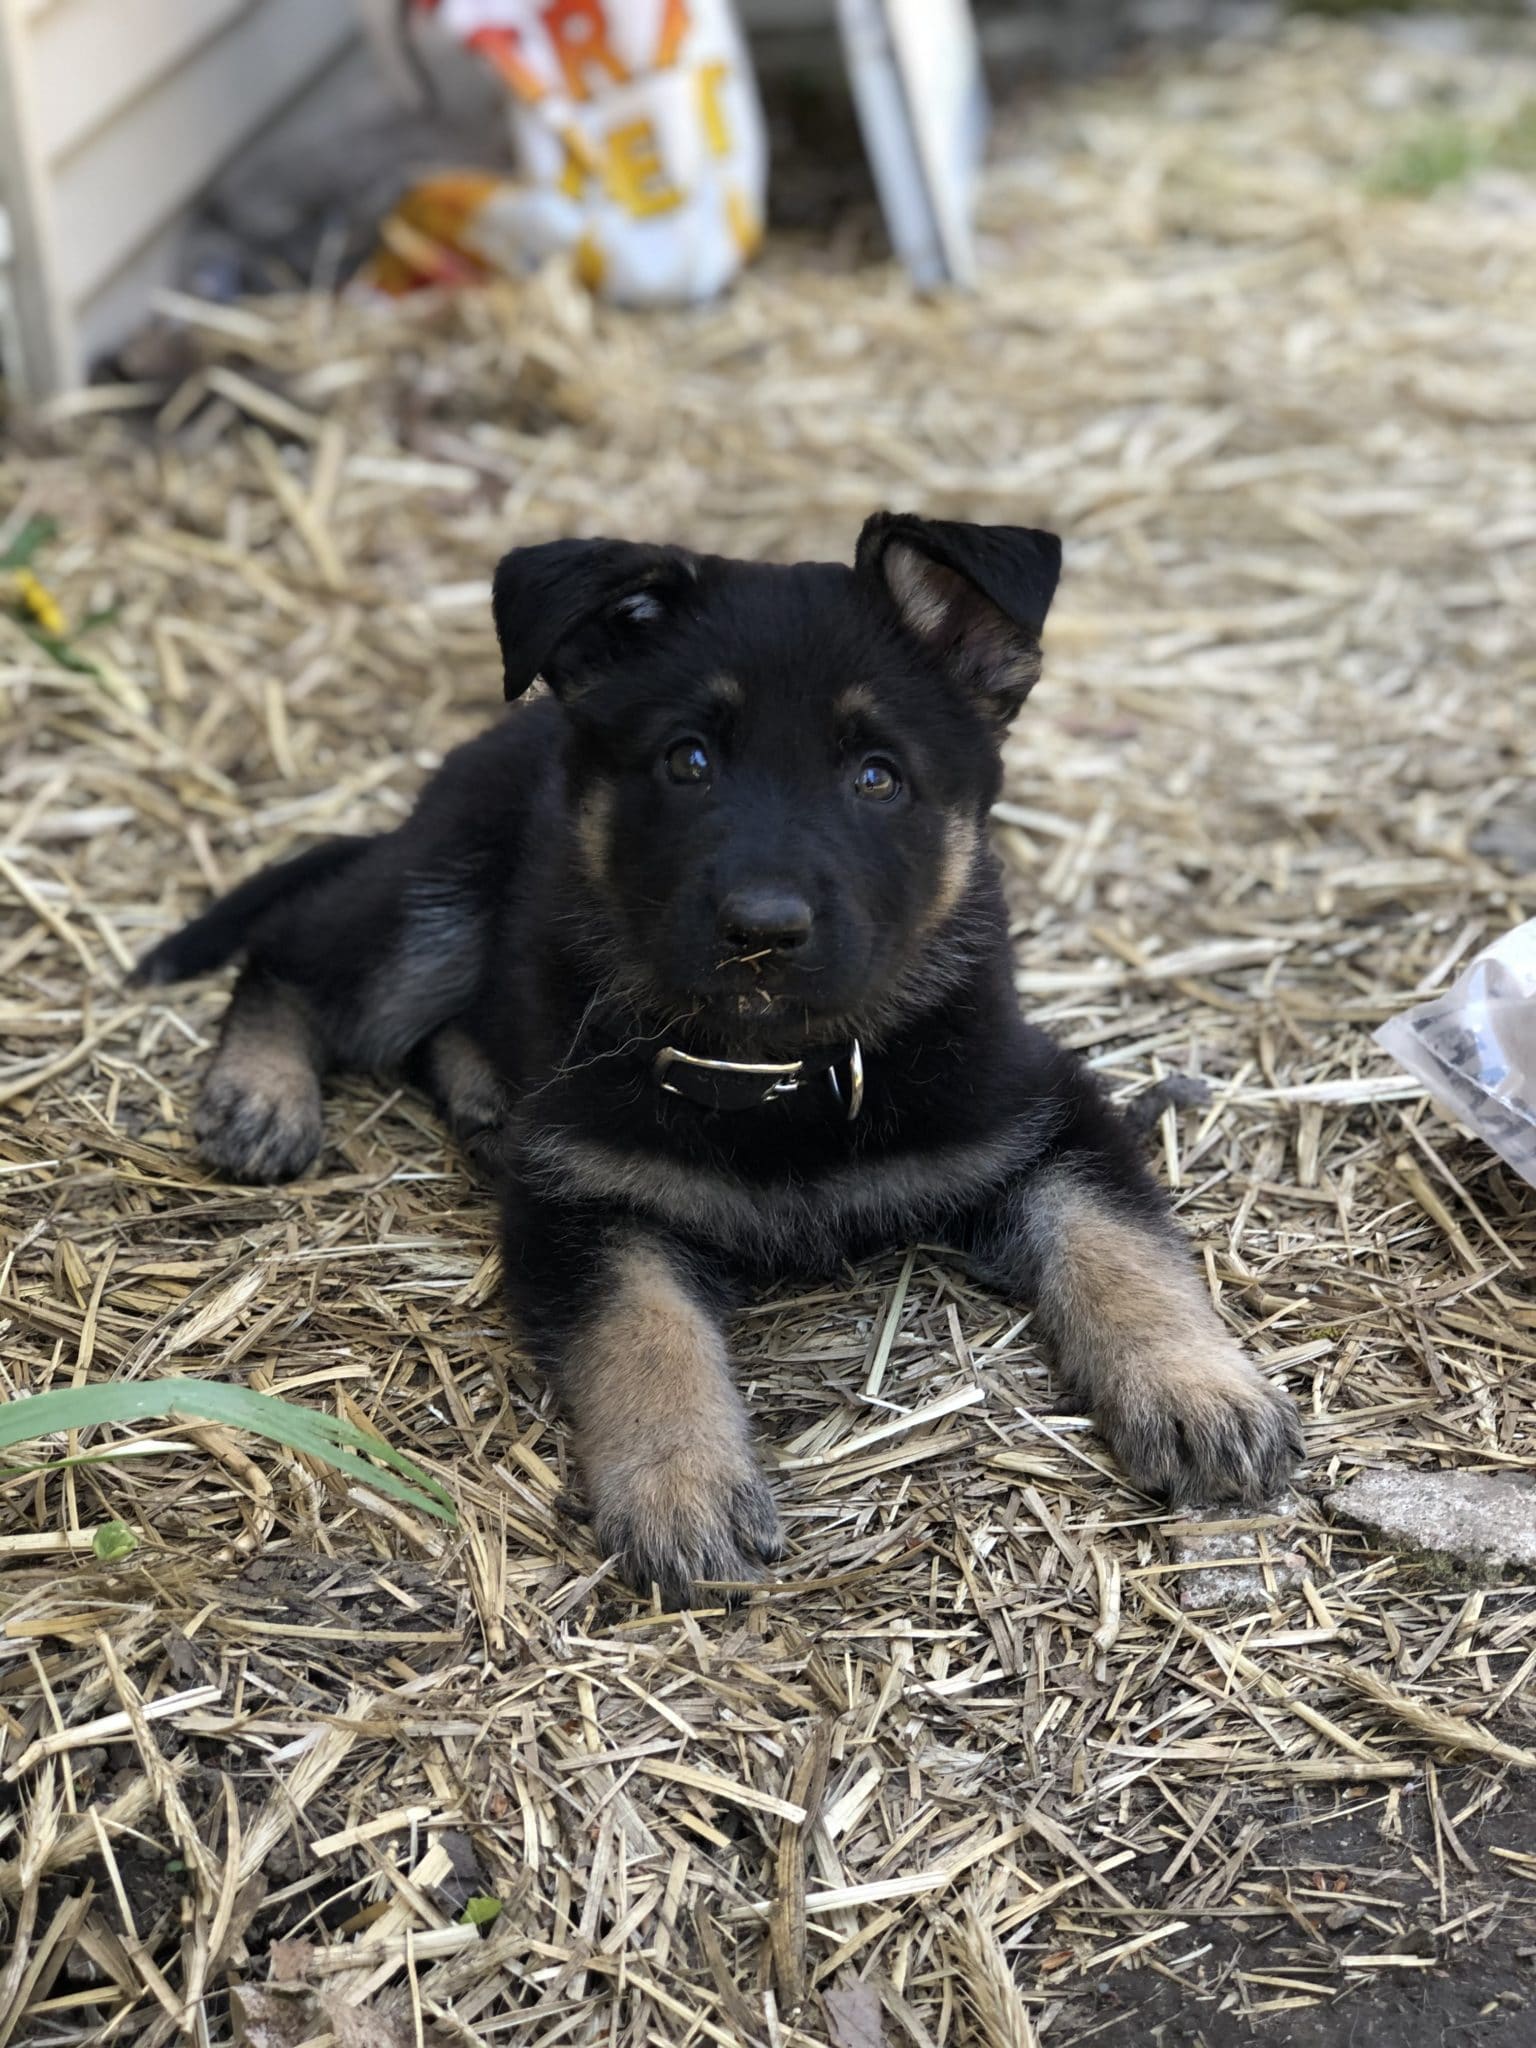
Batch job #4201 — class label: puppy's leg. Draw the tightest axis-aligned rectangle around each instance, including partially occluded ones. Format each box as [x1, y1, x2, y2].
[419, 1026, 514, 1178]
[973, 1167, 1302, 1504]
[190, 840, 498, 1182]
[194, 969, 325, 1184]
[554, 1234, 783, 1606]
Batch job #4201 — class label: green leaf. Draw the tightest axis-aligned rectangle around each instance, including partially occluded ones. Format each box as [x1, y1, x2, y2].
[13, 622, 101, 676]
[1363, 98, 1536, 203]
[460, 1896, 502, 1928]
[0, 1381, 456, 1526]
[0, 514, 58, 571]
[92, 1520, 139, 1561]
[1367, 121, 1480, 200]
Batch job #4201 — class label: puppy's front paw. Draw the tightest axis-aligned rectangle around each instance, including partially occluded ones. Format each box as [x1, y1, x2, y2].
[194, 1067, 324, 1184]
[591, 1448, 784, 1610]
[1098, 1344, 1303, 1506]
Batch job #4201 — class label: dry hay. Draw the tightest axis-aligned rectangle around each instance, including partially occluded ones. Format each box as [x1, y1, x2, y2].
[4, 14, 1536, 2046]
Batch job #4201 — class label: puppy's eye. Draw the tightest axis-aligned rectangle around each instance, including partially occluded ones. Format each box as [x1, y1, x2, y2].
[663, 738, 712, 785]
[854, 756, 901, 802]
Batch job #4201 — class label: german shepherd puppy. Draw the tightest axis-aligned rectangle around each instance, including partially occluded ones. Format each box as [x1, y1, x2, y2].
[135, 514, 1302, 1605]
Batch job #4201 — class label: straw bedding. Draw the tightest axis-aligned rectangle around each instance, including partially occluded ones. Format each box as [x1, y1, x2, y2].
[3, 15, 1535, 2045]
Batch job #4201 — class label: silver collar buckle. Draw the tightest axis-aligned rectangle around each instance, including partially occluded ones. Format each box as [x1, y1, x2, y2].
[653, 1039, 863, 1121]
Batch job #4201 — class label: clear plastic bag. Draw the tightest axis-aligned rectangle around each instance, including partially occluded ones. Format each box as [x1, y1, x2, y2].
[1375, 917, 1536, 1191]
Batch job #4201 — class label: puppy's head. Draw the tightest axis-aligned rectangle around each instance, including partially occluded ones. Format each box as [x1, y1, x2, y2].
[492, 512, 1060, 1051]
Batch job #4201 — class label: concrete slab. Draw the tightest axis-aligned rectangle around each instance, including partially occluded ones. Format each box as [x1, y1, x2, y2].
[1168, 1492, 1308, 1609]
[1327, 1468, 1536, 1572]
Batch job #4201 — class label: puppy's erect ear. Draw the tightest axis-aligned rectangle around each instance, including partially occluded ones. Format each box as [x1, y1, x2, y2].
[856, 512, 1062, 727]
[492, 538, 699, 701]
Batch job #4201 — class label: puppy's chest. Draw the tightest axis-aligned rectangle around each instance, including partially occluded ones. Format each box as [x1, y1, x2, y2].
[518, 1104, 1026, 1269]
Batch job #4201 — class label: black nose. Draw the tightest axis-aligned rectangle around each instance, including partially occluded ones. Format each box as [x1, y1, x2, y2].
[717, 887, 814, 955]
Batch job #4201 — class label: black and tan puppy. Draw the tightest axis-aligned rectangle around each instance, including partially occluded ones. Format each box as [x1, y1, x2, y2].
[136, 514, 1302, 1604]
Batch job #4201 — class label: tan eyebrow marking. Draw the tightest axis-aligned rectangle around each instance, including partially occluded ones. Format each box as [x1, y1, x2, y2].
[707, 673, 744, 708]
[833, 684, 880, 723]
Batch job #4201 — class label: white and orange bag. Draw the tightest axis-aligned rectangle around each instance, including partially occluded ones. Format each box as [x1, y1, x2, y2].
[363, 0, 767, 306]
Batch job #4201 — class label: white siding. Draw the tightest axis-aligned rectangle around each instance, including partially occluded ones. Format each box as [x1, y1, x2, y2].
[25, 0, 253, 166]
[0, 0, 358, 400]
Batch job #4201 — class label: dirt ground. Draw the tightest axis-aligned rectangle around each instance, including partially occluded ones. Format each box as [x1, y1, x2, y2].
[3, 11, 1536, 2047]
[1124, 1775, 1536, 2044]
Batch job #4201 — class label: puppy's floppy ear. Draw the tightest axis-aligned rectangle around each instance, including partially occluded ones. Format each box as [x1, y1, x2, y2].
[856, 512, 1062, 727]
[492, 537, 699, 701]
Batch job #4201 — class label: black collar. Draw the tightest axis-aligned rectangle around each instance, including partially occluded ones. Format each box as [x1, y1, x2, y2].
[653, 1039, 864, 1119]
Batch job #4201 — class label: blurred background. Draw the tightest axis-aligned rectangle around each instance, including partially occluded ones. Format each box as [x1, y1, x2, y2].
[3, 1, 1530, 400]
